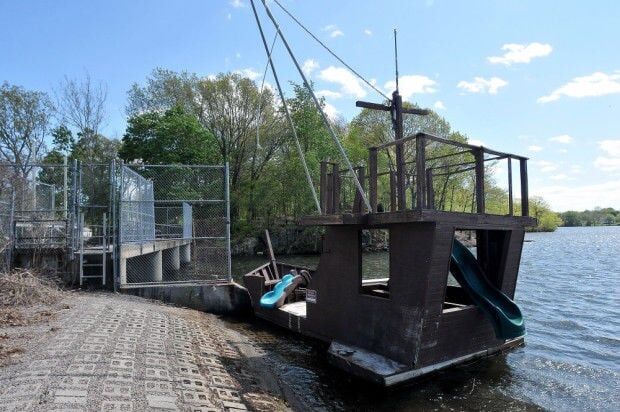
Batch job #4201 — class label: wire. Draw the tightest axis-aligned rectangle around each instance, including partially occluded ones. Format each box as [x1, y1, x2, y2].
[250, 0, 322, 214]
[272, 0, 390, 102]
[258, 0, 372, 212]
[256, 32, 278, 148]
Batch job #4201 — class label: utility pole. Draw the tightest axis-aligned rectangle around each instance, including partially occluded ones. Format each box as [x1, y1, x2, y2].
[355, 30, 430, 210]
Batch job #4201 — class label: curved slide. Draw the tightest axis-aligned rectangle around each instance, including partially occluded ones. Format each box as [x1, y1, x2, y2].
[450, 239, 525, 340]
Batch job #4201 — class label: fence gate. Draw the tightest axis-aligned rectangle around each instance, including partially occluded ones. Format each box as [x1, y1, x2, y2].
[116, 163, 231, 288]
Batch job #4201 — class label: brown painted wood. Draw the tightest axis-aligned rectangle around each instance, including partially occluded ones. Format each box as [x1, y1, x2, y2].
[520, 159, 529, 216]
[508, 157, 513, 216]
[416, 135, 426, 209]
[475, 148, 485, 213]
[369, 148, 378, 213]
[333, 164, 341, 214]
[353, 166, 365, 213]
[390, 171, 397, 212]
[265, 229, 279, 279]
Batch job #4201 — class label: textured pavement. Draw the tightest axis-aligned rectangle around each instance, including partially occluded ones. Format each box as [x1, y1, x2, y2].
[0, 293, 289, 411]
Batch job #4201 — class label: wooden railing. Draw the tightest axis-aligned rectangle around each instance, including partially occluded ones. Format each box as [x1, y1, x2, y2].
[319, 132, 530, 217]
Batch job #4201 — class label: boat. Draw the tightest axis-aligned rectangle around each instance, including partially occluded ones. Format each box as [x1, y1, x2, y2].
[244, 0, 535, 385]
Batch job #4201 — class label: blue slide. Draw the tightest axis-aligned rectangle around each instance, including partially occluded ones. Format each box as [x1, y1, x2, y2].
[450, 239, 525, 340]
[260, 273, 295, 308]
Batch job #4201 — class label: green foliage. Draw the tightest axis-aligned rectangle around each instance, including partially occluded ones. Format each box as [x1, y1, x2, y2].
[559, 207, 620, 227]
[528, 197, 563, 232]
[120, 105, 218, 165]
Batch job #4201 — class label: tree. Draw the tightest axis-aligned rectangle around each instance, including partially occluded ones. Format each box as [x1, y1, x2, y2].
[120, 105, 218, 165]
[55, 73, 107, 139]
[126, 68, 201, 117]
[0, 82, 52, 174]
[529, 197, 562, 232]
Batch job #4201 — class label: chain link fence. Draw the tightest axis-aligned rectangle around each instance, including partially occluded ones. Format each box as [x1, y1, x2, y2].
[117, 163, 231, 286]
[0, 160, 230, 287]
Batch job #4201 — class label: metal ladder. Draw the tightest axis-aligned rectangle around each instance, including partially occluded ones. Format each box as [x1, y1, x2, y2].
[79, 213, 107, 286]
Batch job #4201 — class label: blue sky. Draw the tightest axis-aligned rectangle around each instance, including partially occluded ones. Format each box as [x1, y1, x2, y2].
[2, 0, 619, 211]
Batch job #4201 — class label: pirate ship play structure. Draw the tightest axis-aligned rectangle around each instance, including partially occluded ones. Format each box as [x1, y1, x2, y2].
[244, 0, 535, 385]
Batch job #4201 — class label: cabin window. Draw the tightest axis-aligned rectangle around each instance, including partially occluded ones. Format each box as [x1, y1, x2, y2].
[443, 230, 475, 312]
[359, 228, 390, 298]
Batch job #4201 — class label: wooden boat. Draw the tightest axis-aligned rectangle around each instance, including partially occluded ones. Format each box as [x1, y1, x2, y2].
[244, 95, 535, 385]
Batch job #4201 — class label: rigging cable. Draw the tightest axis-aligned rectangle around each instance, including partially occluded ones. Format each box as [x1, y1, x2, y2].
[250, 0, 322, 214]
[272, 0, 390, 102]
[255, 32, 278, 148]
[257, 0, 372, 212]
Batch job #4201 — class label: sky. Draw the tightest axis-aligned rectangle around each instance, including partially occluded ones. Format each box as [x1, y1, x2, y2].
[1, 0, 619, 212]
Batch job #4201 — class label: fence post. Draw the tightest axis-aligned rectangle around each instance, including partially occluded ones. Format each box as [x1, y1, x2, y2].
[332, 163, 340, 214]
[520, 159, 529, 217]
[353, 166, 365, 213]
[389, 171, 397, 212]
[368, 148, 377, 213]
[225, 162, 232, 282]
[396, 141, 406, 211]
[508, 157, 514, 216]
[416, 135, 426, 210]
[63, 156, 68, 219]
[475, 148, 485, 214]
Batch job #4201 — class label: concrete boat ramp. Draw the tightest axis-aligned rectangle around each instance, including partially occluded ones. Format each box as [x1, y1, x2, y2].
[0, 292, 294, 412]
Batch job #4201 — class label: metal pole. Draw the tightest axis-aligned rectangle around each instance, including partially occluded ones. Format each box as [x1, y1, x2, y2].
[111, 159, 118, 292]
[258, 0, 372, 212]
[102, 212, 107, 286]
[224, 163, 232, 282]
[63, 156, 68, 219]
[250, 0, 321, 214]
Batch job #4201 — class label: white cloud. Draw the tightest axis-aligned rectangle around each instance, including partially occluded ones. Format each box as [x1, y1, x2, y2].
[434, 100, 446, 110]
[594, 139, 620, 172]
[323, 102, 339, 120]
[533, 160, 557, 173]
[549, 134, 573, 144]
[234, 68, 260, 80]
[487, 42, 552, 65]
[364, 29, 373, 36]
[235, 52, 241, 59]
[302, 59, 320, 76]
[468, 139, 485, 146]
[384, 75, 437, 99]
[550, 174, 568, 181]
[457, 77, 507, 94]
[538, 71, 620, 103]
[318, 66, 366, 98]
[528, 145, 543, 152]
[316, 90, 343, 99]
[532, 180, 620, 211]
[322, 24, 344, 38]
[230, 0, 245, 8]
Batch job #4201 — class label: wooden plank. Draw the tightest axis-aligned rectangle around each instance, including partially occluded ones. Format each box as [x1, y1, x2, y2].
[265, 229, 279, 279]
[369, 148, 378, 213]
[353, 166, 365, 213]
[390, 171, 397, 212]
[416, 135, 426, 209]
[520, 159, 529, 216]
[333, 164, 341, 214]
[475, 148, 485, 214]
[326, 172, 333, 214]
[507, 157, 513, 216]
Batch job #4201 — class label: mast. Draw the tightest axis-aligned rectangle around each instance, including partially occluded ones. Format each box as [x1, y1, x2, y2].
[355, 29, 430, 210]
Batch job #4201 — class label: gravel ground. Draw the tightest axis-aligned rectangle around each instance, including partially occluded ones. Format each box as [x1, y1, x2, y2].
[0, 292, 292, 411]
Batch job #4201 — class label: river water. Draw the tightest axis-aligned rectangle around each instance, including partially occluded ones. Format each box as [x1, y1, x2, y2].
[231, 226, 620, 411]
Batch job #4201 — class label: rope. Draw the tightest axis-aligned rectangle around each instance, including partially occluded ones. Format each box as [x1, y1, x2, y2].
[250, 0, 322, 214]
[272, 0, 390, 102]
[255, 32, 278, 148]
[259, 0, 373, 213]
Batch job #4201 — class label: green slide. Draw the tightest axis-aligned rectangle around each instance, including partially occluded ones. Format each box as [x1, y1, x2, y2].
[450, 239, 525, 340]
